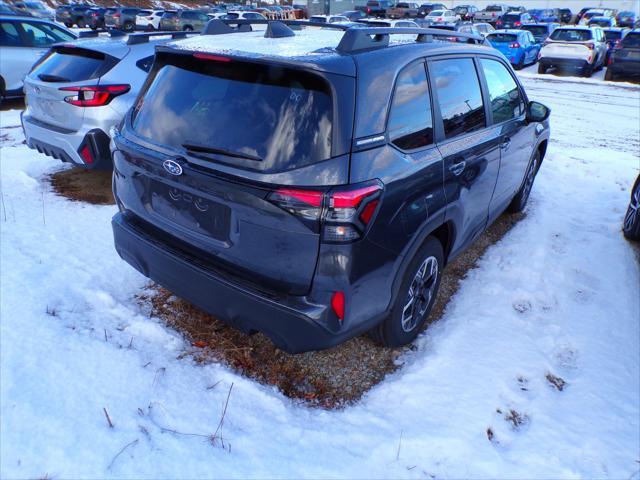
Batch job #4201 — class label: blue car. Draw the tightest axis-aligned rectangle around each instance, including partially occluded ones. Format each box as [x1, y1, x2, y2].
[486, 29, 541, 69]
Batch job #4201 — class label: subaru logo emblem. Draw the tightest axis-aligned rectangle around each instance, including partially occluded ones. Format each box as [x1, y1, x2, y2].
[163, 159, 183, 176]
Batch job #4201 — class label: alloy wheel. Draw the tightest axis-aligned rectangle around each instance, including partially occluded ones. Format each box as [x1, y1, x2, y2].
[624, 184, 640, 232]
[401, 256, 438, 332]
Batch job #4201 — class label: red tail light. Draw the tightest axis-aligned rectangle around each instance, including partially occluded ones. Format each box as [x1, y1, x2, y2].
[193, 53, 232, 62]
[496, 20, 502, 25]
[268, 181, 383, 243]
[331, 291, 345, 321]
[509, 42, 521, 48]
[514, 21, 521, 26]
[114, 12, 120, 17]
[59, 84, 130, 107]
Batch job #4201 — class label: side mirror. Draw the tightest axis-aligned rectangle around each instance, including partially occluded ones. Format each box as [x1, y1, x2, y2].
[527, 101, 550, 123]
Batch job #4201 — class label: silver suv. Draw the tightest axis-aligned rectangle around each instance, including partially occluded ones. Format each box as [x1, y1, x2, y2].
[0, 16, 76, 103]
[21, 31, 192, 169]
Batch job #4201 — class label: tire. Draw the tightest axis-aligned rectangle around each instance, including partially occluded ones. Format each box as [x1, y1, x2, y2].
[605, 68, 615, 81]
[64, 22, 73, 28]
[76, 18, 85, 28]
[370, 236, 444, 347]
[123, 21, 134, 32]
[514, 56, 525, 70]
[623, 178, 640, 241]
[183, 25, 194, 31]
[507, 150, 541, 213]
[538, 63, 547, 74]
[582, 64, 593, 77]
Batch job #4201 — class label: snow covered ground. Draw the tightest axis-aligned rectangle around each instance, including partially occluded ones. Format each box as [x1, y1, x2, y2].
[1, 73, 639, 479]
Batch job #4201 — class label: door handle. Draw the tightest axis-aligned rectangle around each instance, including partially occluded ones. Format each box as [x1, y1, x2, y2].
[449, 161, 466, 176]
[500, 138, 511, 150]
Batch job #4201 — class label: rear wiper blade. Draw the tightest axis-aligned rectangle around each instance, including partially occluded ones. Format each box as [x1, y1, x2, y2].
[37, 73, 70, 82]
[182, 142, 262, 162]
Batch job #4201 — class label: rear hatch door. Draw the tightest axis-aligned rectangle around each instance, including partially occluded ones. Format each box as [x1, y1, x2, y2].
[115, 50, 354, 295]
[25, 43, 125, 131]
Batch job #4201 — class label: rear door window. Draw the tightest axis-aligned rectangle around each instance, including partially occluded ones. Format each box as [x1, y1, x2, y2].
[19, 21, 75, 47]
[132, 57, 333, 173]
[30, 46, 116, 82]
[431, 58, 485, 138]
[0, 21, 23, 47]
[387, 61, 433, 150]
[480, 58, 523, 124]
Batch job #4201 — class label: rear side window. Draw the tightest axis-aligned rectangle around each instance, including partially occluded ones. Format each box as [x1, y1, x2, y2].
[480, 59, 523, 124]
[31, 47, 116, 82]
[132, 57, 333, 173]
[431, 58, 485, 138]
[550, 29, 592, 41]
[387, 61, 433, 150]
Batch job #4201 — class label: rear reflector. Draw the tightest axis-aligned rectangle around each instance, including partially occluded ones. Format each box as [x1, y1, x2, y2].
[80, 144, 93, 164]
[331, 291, 345, 321]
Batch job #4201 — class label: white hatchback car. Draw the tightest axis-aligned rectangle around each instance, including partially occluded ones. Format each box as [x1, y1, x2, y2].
[0, 15, 76, 103]
[135, 10, 164, 31]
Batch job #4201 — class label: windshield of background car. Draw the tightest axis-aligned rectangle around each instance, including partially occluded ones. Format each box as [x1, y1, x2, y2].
[132, 57, 333, 173]
[428, 10, 445, 16]
[622, 32, 640, 47]
[486, 5, 503, 12]
[550, 29, 592, 41]
[521, 25, 547, 36]
[603, 30, 622, 40]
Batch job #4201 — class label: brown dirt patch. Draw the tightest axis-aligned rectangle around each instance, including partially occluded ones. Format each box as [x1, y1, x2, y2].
[139, 211, 524, 408]
[49, 167, 115, 205]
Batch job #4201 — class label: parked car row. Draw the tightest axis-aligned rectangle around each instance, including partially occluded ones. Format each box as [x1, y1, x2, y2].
[354, 2, 640, 31]
[5, 18, 552, 352]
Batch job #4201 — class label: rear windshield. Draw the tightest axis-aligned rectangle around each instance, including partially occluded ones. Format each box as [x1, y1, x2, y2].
[603, 30, 622, 40]
[31, 47, 115, 82]
[550, 29, 592, 41]
[488, 33, 517, 42]
[138, 10, 152, 16]
[502, 13, 520, 20]
[622, 33, 640, 47]
[310, 15, 327, 22]
[521, 25, 548, 36]
[486, 5, 503, 12]
[132, 57, 333, 172]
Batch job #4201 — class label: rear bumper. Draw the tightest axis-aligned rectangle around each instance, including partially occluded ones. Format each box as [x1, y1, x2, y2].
[539, 57, 590, 69]
[112, 212, 353, 353]
[609, 60, 640, 75]
[21, 113, 112, 169]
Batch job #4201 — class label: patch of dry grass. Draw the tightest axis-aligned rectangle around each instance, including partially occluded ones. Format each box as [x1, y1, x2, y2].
[49, 168, 115, 206]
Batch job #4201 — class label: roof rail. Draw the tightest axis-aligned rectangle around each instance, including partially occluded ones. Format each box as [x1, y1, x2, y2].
[203, 18, 253, 34]
[202, 19, 485, 52]
[336, 27, 485, 53]
[264, 21, 295, 38]
[77, 29, 127, 39]
[126, 31, 196, 45]
[218, 18, 354, 31]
